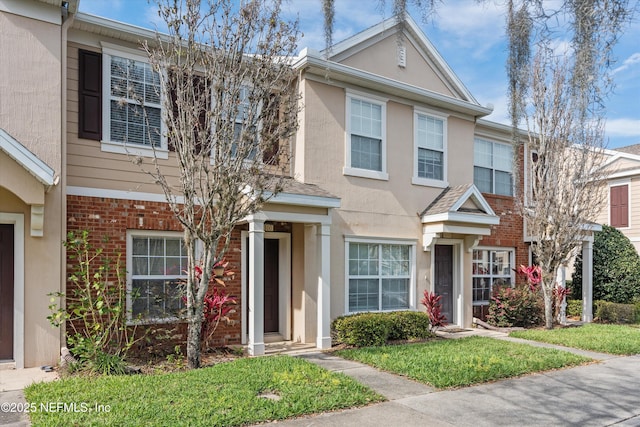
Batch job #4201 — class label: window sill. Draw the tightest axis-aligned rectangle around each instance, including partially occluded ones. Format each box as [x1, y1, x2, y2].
[126, 316, 183, 326]
[101, 140, 169, 160]
[412, 177, 448, 188]
[343, 167, 389, 181]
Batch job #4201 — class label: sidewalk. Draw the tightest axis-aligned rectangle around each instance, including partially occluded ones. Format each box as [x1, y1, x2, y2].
[0, 367, 58, 427]
[273, 329, 640, 427]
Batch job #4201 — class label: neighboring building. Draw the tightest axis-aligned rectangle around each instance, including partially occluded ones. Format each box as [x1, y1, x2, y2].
[0, 1, 597, 367]
[596, 145, 640, 253]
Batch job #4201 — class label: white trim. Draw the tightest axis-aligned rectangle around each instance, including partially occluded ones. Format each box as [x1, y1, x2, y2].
[0, 129, 55, 186]
[125, 230, 188, 324]
[473, 137, 515, 197]
[343, 237, 417, 315]
[101, 46, 168, 157]
[292, 51, 493, 118]
[258, 210, 333, 226]
[413, 108, 448, 187]
[323, 15, 478, 105]
[421, 211, 500, 226]
[430, 239, 464, 327]
[608, 181, 631, 229]
[344, 92, 388, 180]
[265, 191, 341, 209]
[0, 213, 25, 369]
[471, 246, 516, 307]
[66, 186, 184, 204]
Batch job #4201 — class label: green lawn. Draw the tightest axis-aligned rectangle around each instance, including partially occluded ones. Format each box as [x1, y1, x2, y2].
[335, 336, 591, 388]
[24, 355, 383, 427]
[510, 323, 640, 355]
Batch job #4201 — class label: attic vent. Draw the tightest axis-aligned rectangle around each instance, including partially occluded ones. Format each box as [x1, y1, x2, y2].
[397, 45, 406, 68]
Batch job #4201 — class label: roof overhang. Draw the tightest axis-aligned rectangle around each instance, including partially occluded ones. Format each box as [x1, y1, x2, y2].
[292, 50, 494, 118]
[266, 191, 341, 209]
[0, 129, 57, 237]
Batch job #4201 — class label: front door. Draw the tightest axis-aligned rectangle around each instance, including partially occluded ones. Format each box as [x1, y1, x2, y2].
[263, 239, 279, 333]
[0, 224, 14, 360]
[434, 245, 453, 324]
[245, 237, 280, 334]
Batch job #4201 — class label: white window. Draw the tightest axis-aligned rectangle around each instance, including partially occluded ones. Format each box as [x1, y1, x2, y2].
[474, 138, 513, 196]
[127, 231, 187, 321]
[345, 239, 415, 313]
[413, 110, 447, 187]
[472, 248, 514, 306]
[229, 86, 258, 160]
[344, 92, 388, 180]
[102, 45, 167, 158]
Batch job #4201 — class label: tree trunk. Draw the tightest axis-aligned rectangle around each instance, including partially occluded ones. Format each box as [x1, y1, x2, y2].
[543, 288, 553, 329]
[187, 313, 203, 369]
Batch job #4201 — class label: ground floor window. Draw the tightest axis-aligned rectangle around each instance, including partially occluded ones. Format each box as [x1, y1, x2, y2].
[472, 248, 514, 306]
[347, 240, 414, 312]
[128, 232, 187, 321]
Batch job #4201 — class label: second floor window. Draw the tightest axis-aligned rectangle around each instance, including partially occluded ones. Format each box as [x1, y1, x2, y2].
[414, 111, 446, 184]
[474, 138, 513, 196]
[345, 92, 388, 180]
[106, 53, 162, 148]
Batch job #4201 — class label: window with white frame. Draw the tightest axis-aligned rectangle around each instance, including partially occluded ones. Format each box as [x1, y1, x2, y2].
[472, 248, 514, 306]
[474, 138, 513, 196]
[128, 233, 187, 321]
[345, 93, 387, 179]
[347, 241, 413, 312]
[414, 111, 446, 184]
[229, 85, 259, 160]
[104, 49, 163, 149]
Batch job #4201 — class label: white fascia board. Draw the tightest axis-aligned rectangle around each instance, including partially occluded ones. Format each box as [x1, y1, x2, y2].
[266, 191, 341, 208]
[321, 15, 478, 105]
[74, 12, 159, 42]
[422, 223, 493, 236]
[0, 129, 55, 186]
[66, 186, 186, 204]
[450, 185, 496, 217]
[292, 52, 493, 118]
[421, 211, 500, 226]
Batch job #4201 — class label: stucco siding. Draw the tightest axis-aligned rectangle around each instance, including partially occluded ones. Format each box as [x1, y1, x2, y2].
[338, 33, 456, 98]
[0, 11, 61, 171]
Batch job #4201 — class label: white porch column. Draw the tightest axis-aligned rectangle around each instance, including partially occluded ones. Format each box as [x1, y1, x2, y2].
[248, 216, 266, 355]
[582, 239, 594, 322]
[316, 224, 331, 349]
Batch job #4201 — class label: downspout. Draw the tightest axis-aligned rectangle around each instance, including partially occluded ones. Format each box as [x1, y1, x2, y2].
[59, 2, 75, 355]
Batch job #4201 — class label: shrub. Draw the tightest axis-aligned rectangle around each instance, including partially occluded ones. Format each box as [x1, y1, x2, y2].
[332, 311, 432, 347]
[572, 225, 640, 303]
[566, 299, 582, 318]
[487, 285, 543, 328]
[48, 231, 143, 374]
[386, 311, 432, 340]
[594, 300, 638, 324]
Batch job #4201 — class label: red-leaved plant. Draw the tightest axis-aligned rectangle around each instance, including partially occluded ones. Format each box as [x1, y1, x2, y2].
[421, 290, 448, 332]
[184, 261, 237, 351]
[515, 265, 542, 291]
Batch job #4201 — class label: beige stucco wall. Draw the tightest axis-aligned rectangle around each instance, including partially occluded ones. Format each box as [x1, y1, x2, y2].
[297, 76, 479, 325]
[337, 33, 456, 98]
[0, 5, 63, 367]
[598, 176, 640, 252]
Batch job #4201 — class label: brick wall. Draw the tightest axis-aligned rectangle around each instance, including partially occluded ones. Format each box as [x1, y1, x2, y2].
[66, 195, 242, 354]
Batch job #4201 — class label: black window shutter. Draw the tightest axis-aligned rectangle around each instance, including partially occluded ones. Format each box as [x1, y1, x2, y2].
[78, 49, 102, 141]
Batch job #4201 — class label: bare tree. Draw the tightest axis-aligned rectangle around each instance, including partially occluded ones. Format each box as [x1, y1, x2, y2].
[138, 0, 300, 368]
[523, 49, 607, 329]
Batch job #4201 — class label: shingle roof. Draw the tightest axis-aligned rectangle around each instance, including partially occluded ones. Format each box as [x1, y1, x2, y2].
[614, 144, 640, 156]
[278, 177, 338, 199]
[420, 184, 486, 216]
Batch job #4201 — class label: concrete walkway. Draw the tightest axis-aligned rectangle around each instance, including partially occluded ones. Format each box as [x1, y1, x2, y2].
[0, 367, 58, 427]
[273, 329, 640, 427]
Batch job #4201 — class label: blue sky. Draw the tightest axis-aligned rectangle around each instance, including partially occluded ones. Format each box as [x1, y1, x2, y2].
[79, 0, 640, 149]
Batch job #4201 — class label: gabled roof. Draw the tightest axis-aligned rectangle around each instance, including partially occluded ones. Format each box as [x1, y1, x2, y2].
[0, 129, 55, 187]
[323, 14, 479, 105]
[420, 184, 497, 225]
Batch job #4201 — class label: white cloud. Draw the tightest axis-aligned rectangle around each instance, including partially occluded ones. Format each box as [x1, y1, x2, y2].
[612, 52, 640, 75]
[606, 118, 640, 137]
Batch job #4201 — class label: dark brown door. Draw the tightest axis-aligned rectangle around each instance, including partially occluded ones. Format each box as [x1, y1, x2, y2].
[263, 239, 279, 333]
[0, 224, 14, 360]
[434, 245, 453, 323]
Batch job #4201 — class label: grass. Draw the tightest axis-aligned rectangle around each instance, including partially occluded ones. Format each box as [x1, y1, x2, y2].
[510, 323, 640, 355]
[24, 355, 383, 427]
[335, 336, 591, 388]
